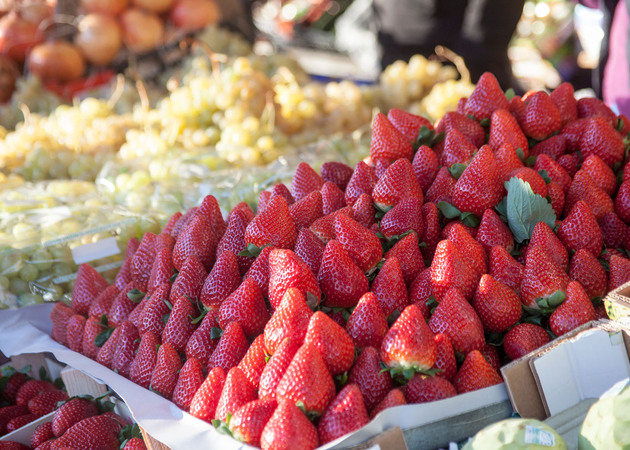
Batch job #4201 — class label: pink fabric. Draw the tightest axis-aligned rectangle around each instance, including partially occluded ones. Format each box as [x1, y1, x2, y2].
[603, 1, 630, 115]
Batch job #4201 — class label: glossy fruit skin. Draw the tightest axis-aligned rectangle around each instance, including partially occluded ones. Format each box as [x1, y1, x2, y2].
[303, 311, 355, 376]
[369, 112, 414, 165]
[214, 367, 258, 423]
[503, 323, 551, 361]
[52, 398, 98, 437]
[405, 374, 457, 404]
[317, 240, 369, 308]
[260, 399, 319, 450]
[549, 281, 597, 337]
[218, 278, 270, 339]
[430, 240, 477, 302]
[317, 384, 369, 445]
[453, 349, 503, 394]
[268, 249, 321, 310]
[229, 398, 278, 447]
[345, 292, 389, 350]
[189, 367, 226, 422]
[472, 274, 522, 333]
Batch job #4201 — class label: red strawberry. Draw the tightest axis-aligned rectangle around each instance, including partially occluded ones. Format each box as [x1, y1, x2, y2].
[465, 72, 510, 121]
[172, 207, 199, 239]
[446, 223, 487, 284]
[131, 232, 157, 292]
[530, 134, 568, 160]
[372, 159, 423, 211]
[196, 194, 226, 239]
[162, 212, 182, 236]
[317, 240, 369, 308]
[565, 170, 614, 221]
[429, 288, 485, 355]
[348, 346, 393, 413]
[51, 397, 98, 437]
[48, 414, 123, 450]
[369, 112, 414, 164]
[31, 421, 54, 448]
[408, 268, 433, 320]
[189, 367, 226, 421]
[150, 342, 182, 399]
[547, 181, 565, 217]
[549, 281, 597, 337]
[351, 193, 376, 229]
[412, 145, 439, 194]
[264, 288, 313, 356]
[217, 207, 255, 275]
[172, 215, 217, 272]
[581, 155, 617, 196]
[440, 128, 477, 168]
[420, 202, 440, 261]
[550, 82, 578, 125]
[289, 190, 324, 230]
[27, 390, 68, 416]
[520, 245, 570, 309]
[475, 209, 514, 254]
[258, 338, 300, 400]
[65, 314, 86, 353]
[503, 323, 550, 360]
[238, 334, 267, 390]
[219, 278, 269, 338]
[334, 214, 382, 272]
[384, 232, 424, 285]
[387, 108, 432, 140]
[309, 206, 353, 244]
[430, 239, 477, 302]
[488, 246, 524, 295]
[453, 349, 503, 394]
[494, 142, 525, 182]
[452, 145, 503, 217]
[258, 191, 272, 212]
[405, 374, 457, 404]
[229, 398, 277, 447]
[70, 264, 109, 316]
[208, 321, 250, 373]
[5, 414, 36, 434]
[425, 166, 456, 205]
[600, 211, 627, 248]
[146, 247, 174, 296]
[558, 201, 603, 257]
[107, 283, 137, 328]
[318, 384, 369, 445]
[243, 245, 275, 298]
[304, 311, 355, 375]
[111, 320, 140, 378]
[380, 304, 436, 374]
[245, 195, 297, 250]
[472, 274, 522, 333]
[436, 111, 485, 147]
[172, 357, 205, 411]
[344, 161, 377, 207]
[489, 109, 529, 155]
[88, 285, 119, 321]
[580, 117, 625, 168]
[369, 388, 406, 419]
[508, 167, 547, 197]
[321, 181, 346, 215]
[608, 255, 630, 290]
[379, 197, 424, 240]
[170, 254, 208, 304]
[1, 373, 27, 404]
[569, 249, 607, 300]
[577, 97, 617, 124]
[185, 308, 220, 367]
[520, 91, 562, 140]
[615, 180, 630, 223]
[129, 331, 159, 389]
[137, 283, 171, 337]
[122, 437, 147, 450]
[199, 250, 240, 309]
[291, 162, 324, 202]
[371, 256, 408, 317]
[96, 325, 121, 369]
[153, 232, 175, 253]
[534, 154, 572, 194]
[0, 405, 29, 435]
[269, 184, 295, 206]
[268, 249, 320, 309]
[345, 292, 388, 350]
[561, 118, 587, 152]
[529, 222, 568, 271]
[432, 333, 457, 381]
[557, 154, 579, 178]
[321, 161, 353, 191]
[276, 343, 336, 417]
[162, 296, 198, 353]
[15, 380, 57, 407]
[294, 227, 326, 276]
[260, 399, 319, 450]
[480, 343, 501, 373]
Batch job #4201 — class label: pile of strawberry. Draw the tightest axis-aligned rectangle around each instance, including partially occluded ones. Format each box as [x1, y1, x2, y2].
[47, 72, 630, 450]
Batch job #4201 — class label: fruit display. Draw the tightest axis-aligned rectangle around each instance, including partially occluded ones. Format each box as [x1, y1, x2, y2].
[463, 418, 567, 449]
[42, 71, 630, 448]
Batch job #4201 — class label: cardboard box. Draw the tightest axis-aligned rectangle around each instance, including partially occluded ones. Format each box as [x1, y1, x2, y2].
[501, 320, 630, 432]
[604, 280, 630, 320]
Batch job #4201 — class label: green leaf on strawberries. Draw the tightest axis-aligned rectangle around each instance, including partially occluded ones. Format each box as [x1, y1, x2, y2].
[95, 327, 114, 347]
[169, 270, 179, 283]
[505, 177, 556, 243]
[460, 212, 481, 228]
[415, 125, 444, 148]
[525, 156, 537, 167]
[495, 197, 508, 220]
[538, 170, 551, 184]
[127, 288, 145, 303]
[505, 88, 516, 101]
[448, 163, 468, 179]
[238, 243, 265, 258]
[515, 147, 525, 162]
[210, 327, 223, 340]
[437, 201, 461, 219]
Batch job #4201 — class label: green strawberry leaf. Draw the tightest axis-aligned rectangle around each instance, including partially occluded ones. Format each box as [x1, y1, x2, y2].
[212, 420, 233, 437]
[485, 332, 504, 347]
[373, 202, 393, 215]
[127, 288, 145, 304]
[437, 201, 461, 219]
[334, 372, 348, 389]
[479, 118, 490, 128]
[515, 147, 525, 162]
[495, 196, 508, 221]
[169, 270, 179, 283]
[415, 125, 444, 148]
[238, 243, 265, 258]
[599, 258, 610, 272]
[210, 327, 223, 340]
[525, 156, 537, 167]
[39, 366, 50, 382]
[401, 367, 416, 381]
[505, 88, 515, 101]
[306, 291, 320, 311]
[505, 177, 556, 244]
[614, 161, 623, 172]
[538, 170, 551, 184]
[162, 313, 170, 324]
[534, 290, 565, 312]
[617, 117, 625, 132]
[448, 163, 468, 179]
[95, 328, 114, 347]
[460, 212, 481, 228]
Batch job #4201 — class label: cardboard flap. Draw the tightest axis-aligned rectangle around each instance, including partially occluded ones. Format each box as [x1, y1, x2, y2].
[501, 358, 547, 420]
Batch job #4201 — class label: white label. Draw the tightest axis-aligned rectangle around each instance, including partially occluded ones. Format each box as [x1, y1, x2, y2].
[71, 237, 120, 264]
[524, 425, 556, 446]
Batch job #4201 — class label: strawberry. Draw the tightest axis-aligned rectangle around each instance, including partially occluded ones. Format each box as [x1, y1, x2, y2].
[219, 278, 269, 338]
[318, 384, 369, 445]
[162, 296, 198, 353]
[580, 117, 625, 168]
[70, 264, 109, 316]
[488, 246, 523, 296]
[436, 111, 485, 147]
[217, 207, 255, 275]
[162, 212, 182, 236]
[408, 268, 433, 320]
[51, 397, 98, 437]
[520, 245, 570, 310]
[31, 421, 54, 448]
[534, 154, 572, 194]
[420, 202, 441, 261]
[275, 342, 336, 417]
[291, 162, 324, 202]
[475, 209, 514, 254]
[371, 256, 408, 317]
[321, 161, 353, 191]
[452, 145, 503, 218]
[88, 285, 119, 321]
[557, 154, 579, 179]
[405, 374, 457, 404]
[107, 283, 136, 328]
[529, 221, 569, 271]
[171, 255, 208, 304]
[369, 112, 414, 164]
[309, 206, 353, 244]
[387, 108, 432, 140]
[172, 207, 199, 239]
[6, 414, 38, 433]
[122, 438, 148, 450]
[208, 321, 250, 373]
[304, 311, 355, 375]
[258, 191, 272, 212]
[317, 240, 369, 308]
[440, 128, 477, 168]
[549, 281, 597, 337]
[65, 314, 86, 353]
[95, 325, 121, 369]
[530, 134, 568, 160]
[380, 304, 436, 374]
[269, 184, 295, 206]
[27, 390, 68, 416]
[520, 91, 562, 140]
[243, 246, 275, 298]
[199, 250, 240, 309]
[489, 109, 529, 155]
[564, 170, 614, 221]
[260, 399, 319, 450]
[453, 349, 503, 394]
[581, 155, 617, 196]
[1, 373, 27, 404]
[15, 380, 57, 408]
[508, 167, 547, 197]
[609, 255, 630, 291]
[464, 72, 510, 121]
[446, 223, 487, 284]
[494, 142, 525, 182]
[172, 215, 217, 273]
[48, 414, 123, 450]
[472, 274, 522, 333]
[196, 194, 226, 238]
[258, 338, 300, 400]
[294, 227, 326, 276]
[172, 357, 205, 411]
[348, 346, 393, 413]
[599, 212, 627, 248]
[264, 288, 313, 356]
[344, 161, 377, 207]
[131, 232, 157, 292]
[189, 367, 226, 422]
[430, 239, 477, 302]
[238, 334, 267, 390]
[185, 308, 220, 367]
[289, 190, 324, 230]
[561, 119, 587, 153]
[503, 323, 550, 360]
[229, 398, 277, 447]
[384, 232, 424, 285]
[345, 292, 388, 350]
[321, 181, 346, 215]
[150, 342, 182, 399]
[432, 333, 457, 381]
[411, 145, 439, 194]
[372, 159, 424, 211]
[577, 97, 617, 124]
[0, 405, 29, 435]
[569, 249, 607, 300]
[550, 82, 578, 125]
[245, 195, 297, 250]
[425, 166, 456, 205]
[129, 331, 159, 389]
[146, 247, 174, 296]
[369, 388, 406, 419]
[126, 293, 148, 330]
[334, 214, 382, 273]
[379, 197, 424, 240]
[615, 180, 630, 223]
[111, 320, 140, 378]
[153, 233, 175, 253]
[137, 283, 171, 337]
[547, 181, 565, 217]
[351, 193, 376, 229]
[268, 249, 320, 309]
[557, 201, 603, 257]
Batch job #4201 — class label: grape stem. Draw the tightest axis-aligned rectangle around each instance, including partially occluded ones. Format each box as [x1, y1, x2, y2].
[179, 37, 227, 82]
[107, 74, 126, 110]
[434, 45, 470, 85]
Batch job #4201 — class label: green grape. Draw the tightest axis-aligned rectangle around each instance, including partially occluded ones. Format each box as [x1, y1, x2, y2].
[1, 253, 24, 276]
[0, 275, 9, 289]
[52, 263, 73, 278]
[18, 293, 44, 307]
[49, 245, 72, 262]
[10, 277, 29, 295]
[30, 248, 54, 270]
[19, 264, 39, 282]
